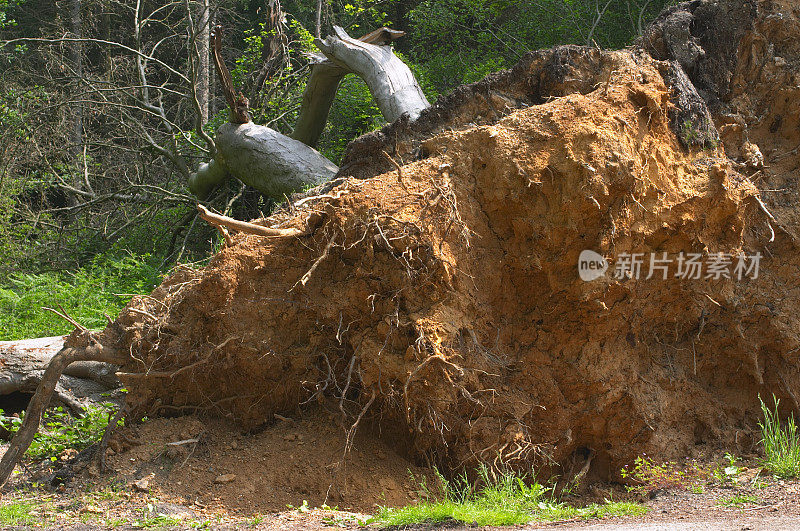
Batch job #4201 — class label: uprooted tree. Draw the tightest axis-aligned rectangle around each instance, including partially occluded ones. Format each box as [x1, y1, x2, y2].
[188, 25, 430, 201]
[2, 0, 800, 494]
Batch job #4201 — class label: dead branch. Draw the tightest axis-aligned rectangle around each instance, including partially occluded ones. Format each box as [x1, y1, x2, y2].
[211, 26, 251, 124]
[197, 204, 305, 238]
[42, 306, 87, 332]
[97, 406, 126, 472]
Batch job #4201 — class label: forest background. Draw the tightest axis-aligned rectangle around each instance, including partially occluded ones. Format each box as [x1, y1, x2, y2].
[0, 0, 672, 339]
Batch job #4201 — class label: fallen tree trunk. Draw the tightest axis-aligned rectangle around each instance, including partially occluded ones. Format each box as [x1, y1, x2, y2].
[189, 26, 338, 201]
[190, 26, 430, 200]
[291, 28, 408, 147]
[214, 122, 338, 200]
[0, 336, 121, 413]
[315, 26, 430, 123]
[0, 328, 129, 488]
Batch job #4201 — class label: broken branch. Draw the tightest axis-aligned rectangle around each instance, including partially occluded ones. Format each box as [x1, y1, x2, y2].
[197, 204, 305, 238]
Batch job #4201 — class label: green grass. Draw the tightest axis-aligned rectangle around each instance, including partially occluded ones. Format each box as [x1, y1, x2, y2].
[759, 394, 800, 478]
[374, 467, 646, 527]
[0, 253, 161, 340]
[0, 502, 36, 525]
[133, 514, 186, 528]
[716, 494, 761, 508]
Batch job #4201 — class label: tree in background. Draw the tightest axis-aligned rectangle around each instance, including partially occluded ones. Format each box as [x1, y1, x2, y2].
[0, 0, 671, 274]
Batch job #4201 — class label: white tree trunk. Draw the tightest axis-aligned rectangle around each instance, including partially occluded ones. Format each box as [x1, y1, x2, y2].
[214, 122, 338, 200]
[189, 26, 430, 201]
[314, 26, 429, 122]
[290, 57, 346, 147]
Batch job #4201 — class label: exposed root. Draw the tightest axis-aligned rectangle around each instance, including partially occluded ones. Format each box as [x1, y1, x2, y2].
[292, 236, 336, 290]
[197, 204, 306, 238]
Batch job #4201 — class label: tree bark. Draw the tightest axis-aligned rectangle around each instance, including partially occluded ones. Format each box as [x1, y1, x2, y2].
[290, 57, 346, 147]
[214, 122, 337, 200]
[315, 0, 323, 38]
[196, 0, 210, 124]
[315, 26, 429, 123]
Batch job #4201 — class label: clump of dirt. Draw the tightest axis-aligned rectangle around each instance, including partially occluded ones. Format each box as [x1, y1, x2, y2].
[102, 408, 427, 512]
[100, 0, 800, 495]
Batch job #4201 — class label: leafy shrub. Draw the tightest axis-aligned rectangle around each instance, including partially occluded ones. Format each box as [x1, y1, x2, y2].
[620, 453, 743, 495]
[0, 403, 120, 461]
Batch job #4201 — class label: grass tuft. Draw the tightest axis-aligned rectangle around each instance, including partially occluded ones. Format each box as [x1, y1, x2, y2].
[759, 394, 800, 478]
[716, 494, 760, 508]
[0, 502, 36, 525]
[374, 466, 646, 527]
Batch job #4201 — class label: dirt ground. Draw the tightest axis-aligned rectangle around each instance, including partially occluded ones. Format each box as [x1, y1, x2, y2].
[96, 0, 800, 485]
[3, 432, 800, 529]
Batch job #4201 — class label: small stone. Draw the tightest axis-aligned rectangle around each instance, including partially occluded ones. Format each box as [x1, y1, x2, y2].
[60, 448, 78, 461]
[105, 447, 115, 457]
[133, 475, 152, 492]
[214, 474, 236, 484]
[230, 440, 238, 449]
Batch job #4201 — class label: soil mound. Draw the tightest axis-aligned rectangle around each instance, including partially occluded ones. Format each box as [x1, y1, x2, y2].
[104, 408, 427, 512]
[106, 0, 800, 486]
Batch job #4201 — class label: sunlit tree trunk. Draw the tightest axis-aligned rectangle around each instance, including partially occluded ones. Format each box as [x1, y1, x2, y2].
[197, 0, 210, 124]
[69, 0, 83, 161]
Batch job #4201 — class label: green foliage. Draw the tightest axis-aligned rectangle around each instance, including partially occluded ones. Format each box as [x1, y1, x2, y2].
[374, 466, 646, 527]
[716, 494, 760, 508]
[0, 502, 35, 525]
[0, 253, 161, 340]
[0, 0, 21, 30]
[318, 75, 384, 162]
[0, 403, 121, 461]
[407, 0, 671, 91]
[710, 453, 741, 486]
[759, 394, 800, 478]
